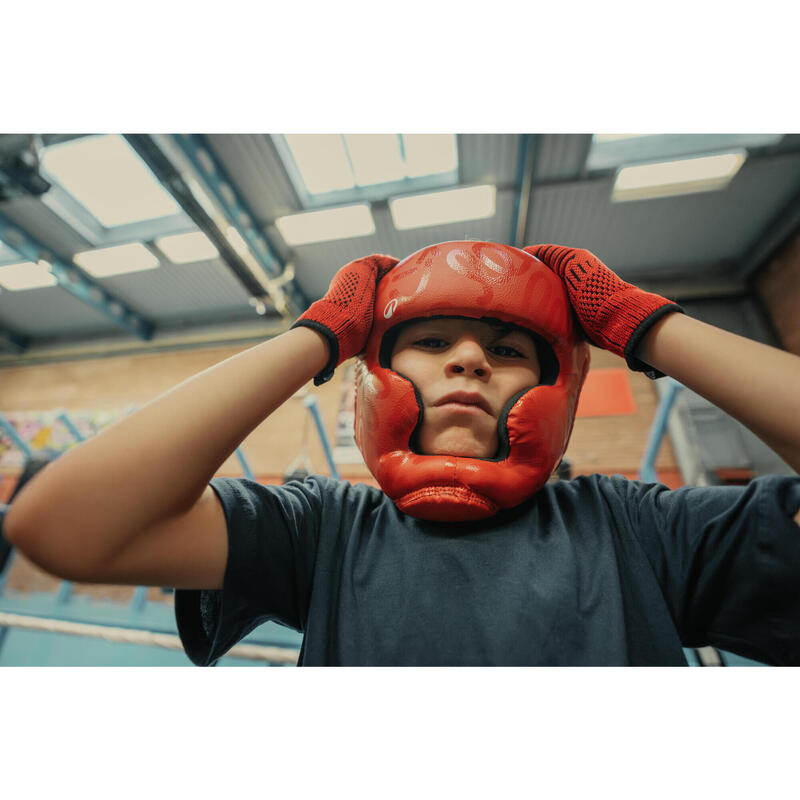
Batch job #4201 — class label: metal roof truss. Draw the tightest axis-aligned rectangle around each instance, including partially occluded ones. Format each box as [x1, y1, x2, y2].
[0, 210, 154, 342]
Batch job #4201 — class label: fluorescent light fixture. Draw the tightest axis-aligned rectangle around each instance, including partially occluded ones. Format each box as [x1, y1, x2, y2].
[284, 135, 355, 194]
[275, 205, 375, 246]
[0, 261, 57, 291]
[402, 134, 458, 177]
[344, 134, 405, 186]
[612, 150, 746, 202]
[40, 134, 181, 227]
[74, 243, 160, 278]
[389, 185, 496, 230]
[155, 231, 219, 264]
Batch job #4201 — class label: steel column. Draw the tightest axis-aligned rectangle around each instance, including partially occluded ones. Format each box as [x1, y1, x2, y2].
[639, 379, 683, 483]
[235, 447, 256, 481]
[303, 395, 340, 480]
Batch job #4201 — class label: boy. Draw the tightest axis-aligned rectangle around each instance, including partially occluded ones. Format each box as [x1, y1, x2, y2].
[5, 242, 800, 665]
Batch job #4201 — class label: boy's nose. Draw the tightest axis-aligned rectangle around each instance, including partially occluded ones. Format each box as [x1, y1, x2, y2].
[446, 337, 491, 378]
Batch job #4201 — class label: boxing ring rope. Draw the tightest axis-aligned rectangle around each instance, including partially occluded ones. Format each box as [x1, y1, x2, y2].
[0, 612, 300, 665]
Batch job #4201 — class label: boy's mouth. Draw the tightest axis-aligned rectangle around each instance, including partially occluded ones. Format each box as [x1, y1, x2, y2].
[433, 391, 493, 416]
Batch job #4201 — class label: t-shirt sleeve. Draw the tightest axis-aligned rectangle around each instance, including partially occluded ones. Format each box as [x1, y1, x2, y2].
[612, 474, 800, 665]
[174, 476, 329, 666]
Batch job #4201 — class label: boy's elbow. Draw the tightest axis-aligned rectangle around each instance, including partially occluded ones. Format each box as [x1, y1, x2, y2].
[3, 502, 30, 549]
[3, 506, 95, 583]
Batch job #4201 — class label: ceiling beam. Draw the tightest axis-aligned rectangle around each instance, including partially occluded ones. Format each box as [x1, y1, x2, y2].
[0, 211, 154, 340]
[510, 134, 539, 247]
[167, 134, 308, 316]
[628, 271, 749, 301]
[734, 183, 800, 281]
[125, 134, 275, 306]
[0, 317, 289, 368]
[0, 327, 29, 354]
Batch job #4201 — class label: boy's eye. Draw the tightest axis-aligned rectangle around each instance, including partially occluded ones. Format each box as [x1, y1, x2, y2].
[489, 344, 525, 358]
[414, 337, 448, 349]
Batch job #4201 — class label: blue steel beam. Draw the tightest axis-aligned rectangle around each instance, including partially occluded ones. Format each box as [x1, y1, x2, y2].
[303, 395, 340, 480]
[0, 412, 35, 598]
[0, 412, 35, 459]
[510, 134, 539, 248]
[0, 211, 154, 340]
[235, 447, 256, 481]
[639, 379, 683, 483]
[169, 134, 309, 315]
[126, 134, 276, 301]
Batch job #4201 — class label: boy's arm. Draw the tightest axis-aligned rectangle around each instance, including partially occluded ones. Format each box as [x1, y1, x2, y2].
[527, 244, 800, 525]
[4, 326, 329, 588]
[5, 253, 398, 588]
[637, 313, 800, 474]
[636, 314, 800, 527]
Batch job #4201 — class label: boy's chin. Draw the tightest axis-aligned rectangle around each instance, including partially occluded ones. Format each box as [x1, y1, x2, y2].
[421, 430, 497, 459]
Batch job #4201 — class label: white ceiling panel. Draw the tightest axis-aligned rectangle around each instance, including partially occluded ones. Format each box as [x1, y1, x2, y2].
[92, 257, 254, 324]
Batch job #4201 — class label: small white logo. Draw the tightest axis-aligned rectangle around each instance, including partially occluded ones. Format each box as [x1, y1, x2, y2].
[384, 298, 399, 319]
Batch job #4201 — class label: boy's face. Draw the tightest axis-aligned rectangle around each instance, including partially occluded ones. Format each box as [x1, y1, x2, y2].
[390, 317, 541, 458]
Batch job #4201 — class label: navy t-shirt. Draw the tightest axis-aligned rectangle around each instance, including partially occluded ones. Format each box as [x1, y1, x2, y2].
[174, 474, 800, 666]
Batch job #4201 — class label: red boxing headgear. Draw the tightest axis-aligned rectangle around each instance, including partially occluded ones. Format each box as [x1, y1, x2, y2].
[354, 241, 590, 522]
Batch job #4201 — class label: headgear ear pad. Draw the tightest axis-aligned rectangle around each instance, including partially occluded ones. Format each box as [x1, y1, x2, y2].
[354, 241, 590, 522]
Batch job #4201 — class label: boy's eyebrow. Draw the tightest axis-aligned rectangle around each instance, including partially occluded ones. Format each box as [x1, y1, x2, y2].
[487, 326, 536, 346]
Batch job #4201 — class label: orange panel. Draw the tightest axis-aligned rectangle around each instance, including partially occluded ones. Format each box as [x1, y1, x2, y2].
[575, 368, 637, 417]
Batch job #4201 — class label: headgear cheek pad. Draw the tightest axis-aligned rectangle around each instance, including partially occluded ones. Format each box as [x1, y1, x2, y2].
[354, 241, 590, 522]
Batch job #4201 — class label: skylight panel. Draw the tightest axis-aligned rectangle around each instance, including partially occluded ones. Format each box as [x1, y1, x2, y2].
[155, 231, 218, 264]
[593, 134, 656, 142]
[612, 151, 746, 202]
[73, 243, 160, 278]
[0, 261, 57, 291]
[344, 134, 406, 186]
[275, 205, 375, 246]
[284, 135, 355, 194]
[389, 185, 496, 230]
[402, 134, 458, 178]
[40, 134, 181, 227]
[279, 134, 459, 200]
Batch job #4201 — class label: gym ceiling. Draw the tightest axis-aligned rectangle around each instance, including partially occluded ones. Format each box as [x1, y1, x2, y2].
[1, 133, 799, 365]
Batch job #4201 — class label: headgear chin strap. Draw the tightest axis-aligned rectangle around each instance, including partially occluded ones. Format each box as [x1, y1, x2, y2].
[354, 241, 590, 522]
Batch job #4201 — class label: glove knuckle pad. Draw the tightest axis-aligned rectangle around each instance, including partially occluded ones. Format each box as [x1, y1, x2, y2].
[330, 270, 361, 308]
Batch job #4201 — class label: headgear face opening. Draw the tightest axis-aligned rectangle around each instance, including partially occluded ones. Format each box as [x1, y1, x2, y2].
[354, 241, 590, 522]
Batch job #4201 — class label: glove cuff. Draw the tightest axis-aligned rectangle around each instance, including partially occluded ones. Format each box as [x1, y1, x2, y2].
[623, 303, 684, 379]
[291, 319, 339, 386]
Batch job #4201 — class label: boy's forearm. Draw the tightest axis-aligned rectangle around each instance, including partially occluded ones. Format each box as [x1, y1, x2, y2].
[6, 326, 329, 561]
[637, 313, 800, 473]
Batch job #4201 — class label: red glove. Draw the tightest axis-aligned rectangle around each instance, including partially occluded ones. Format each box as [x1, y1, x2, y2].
[524, 244, 683, 377]
[292, 254, 399, 385]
